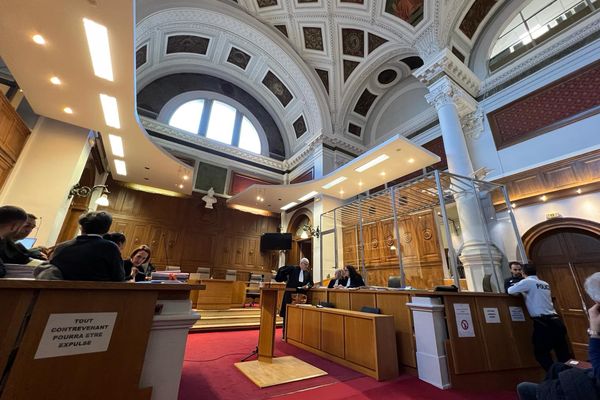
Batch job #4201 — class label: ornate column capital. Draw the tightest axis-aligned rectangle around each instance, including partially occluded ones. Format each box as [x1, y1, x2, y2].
[414, 48, 481, 97]
[424, 76, 478, 117]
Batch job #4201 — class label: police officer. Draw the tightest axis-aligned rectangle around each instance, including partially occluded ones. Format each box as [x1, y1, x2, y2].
[504, 261, 524, 293]
[508, 263, 571, 371]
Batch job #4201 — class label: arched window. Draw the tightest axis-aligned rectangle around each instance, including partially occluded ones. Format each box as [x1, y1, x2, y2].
[167, 99, 263, 154]
[489, 0, 598, 71]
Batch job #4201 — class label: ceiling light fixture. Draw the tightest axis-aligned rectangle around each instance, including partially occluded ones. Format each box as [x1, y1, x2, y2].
[322, 176, 347, 189]
[63, 107, 73, 114]
[82, 18, 114, 81]
[280, 202, 298, 211]
[355, 154, 389, 172]
[408, 158, 415, 163]
[183, 175, 189, 181]
[178, 184, 184, 189]
[114, 159, 127, 176]
[108, 134, 124, 157]
[99, 94, 120, 129]
[298, 191, 319, 202]
[540, 195, 547, 202]
[32, 34, 46, 45]
[50, 76, 61, 85]
[576, 188, 582, 194]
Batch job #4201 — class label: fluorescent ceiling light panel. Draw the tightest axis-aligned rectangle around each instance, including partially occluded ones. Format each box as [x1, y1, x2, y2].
[108, 134, 124, 157]
[298, 191, 319, 202]
[280, 202, 298, 211]
[100, 94, 120, 129]
[83, 18, 114, 81]
[322, 176, 347, 189]
[355, 154, 390, 172]
[114, 159, 127, 176]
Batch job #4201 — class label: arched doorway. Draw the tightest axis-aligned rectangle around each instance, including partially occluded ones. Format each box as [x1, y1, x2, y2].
[286, 211, 313, 267]
[523, 218, 600, 360]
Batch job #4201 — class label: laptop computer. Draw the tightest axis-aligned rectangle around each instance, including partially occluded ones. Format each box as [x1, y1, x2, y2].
[16, 237, 37, 249]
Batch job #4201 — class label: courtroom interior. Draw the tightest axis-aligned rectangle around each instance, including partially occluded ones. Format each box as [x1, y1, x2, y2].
[0, 0, 599, 399]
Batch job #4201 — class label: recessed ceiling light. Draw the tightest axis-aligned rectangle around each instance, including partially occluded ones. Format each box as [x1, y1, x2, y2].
[339, 190, 345, 195]
[183, 175, 189, 180]
[322, 176, 347, 189]
[83, 18, 114, 81]
[108, 134, 124, 157]
[408, 158, 415, 163]
[99, 94, 120, 129]
[540, 195, 547, 202]
[63, 107, 73, 114]
[178, 184, 184, 189]
[50, 76, 61, 85]
[298, 191, 319, 202]
[280, 202, 298, 211]
[114, 159, 127, 176]
[32, 34, 46, 45]
[511, 203, 516, 209]
[355, 154, 389, 172]
[380, 171, 386, 176]
[358, 181, 363, 186]
[576, 188, 582, 194]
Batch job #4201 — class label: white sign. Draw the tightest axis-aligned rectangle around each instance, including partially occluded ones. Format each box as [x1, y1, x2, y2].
[453, 303, 475, 338]
[483, 307, 501, 324]
[35, 312, 117, 359]
[509, 306, 526, 322]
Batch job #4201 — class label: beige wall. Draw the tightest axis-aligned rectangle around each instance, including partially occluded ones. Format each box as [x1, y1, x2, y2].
[0, 117, 93, 246]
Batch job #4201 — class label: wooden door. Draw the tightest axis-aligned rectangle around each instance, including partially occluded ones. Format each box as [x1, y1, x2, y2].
[530, 228, 600, 360]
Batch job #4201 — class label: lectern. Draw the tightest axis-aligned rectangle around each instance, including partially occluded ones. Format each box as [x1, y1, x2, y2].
[234, 283, 327, 387]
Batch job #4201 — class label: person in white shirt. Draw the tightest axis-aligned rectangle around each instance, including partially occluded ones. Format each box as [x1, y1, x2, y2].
[508, 263, 571, 371]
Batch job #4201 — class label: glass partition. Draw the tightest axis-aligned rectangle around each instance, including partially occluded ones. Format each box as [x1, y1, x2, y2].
[319, 170, 527, 292]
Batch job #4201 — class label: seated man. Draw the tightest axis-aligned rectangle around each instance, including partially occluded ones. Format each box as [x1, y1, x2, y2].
[0, 213, 47, 264]
[51, 211, 124, 282]
[0, 205, 29, 277]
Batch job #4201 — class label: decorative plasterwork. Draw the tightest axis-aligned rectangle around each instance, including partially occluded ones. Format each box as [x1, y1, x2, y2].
[414, 48, 481, 97]
[425, 76, 477, 117]
[136, 5, 332, 156]
[460, 107, 484, 140]
[480, 12, 600, 94]
[284, 131, 365, 170]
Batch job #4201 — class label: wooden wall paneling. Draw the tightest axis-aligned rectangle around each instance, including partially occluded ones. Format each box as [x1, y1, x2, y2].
[0, 93, 30, 189]
[342, 227, 358, 266]
[180, 231, 215, 272]
[375, 293, 416, 368]
[379, 219, 398, 263]
[302, 308, 321, 349]
[321, 312, 345, 358]
[328, 291, 350, 310]
[286, 306, 302, 342]
[0, 154, 13, 189]
[349, 292, 376, 312]
[0, 289, 35, 375]
[443, 296, 488, 374]
[309, 289, 327, 306]
[344, 316, 376, 370]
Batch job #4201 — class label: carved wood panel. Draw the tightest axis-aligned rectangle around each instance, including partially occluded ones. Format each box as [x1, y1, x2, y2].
[0, 93, 30, 190]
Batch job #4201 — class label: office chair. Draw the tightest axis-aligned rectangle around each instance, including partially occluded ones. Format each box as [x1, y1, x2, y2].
[388, 276, 402, 288]
[245, 273, 263, 307]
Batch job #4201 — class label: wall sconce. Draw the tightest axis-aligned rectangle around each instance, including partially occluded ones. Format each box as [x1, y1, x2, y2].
[69, 184, 110, 206]
[302, 224, 320, 238]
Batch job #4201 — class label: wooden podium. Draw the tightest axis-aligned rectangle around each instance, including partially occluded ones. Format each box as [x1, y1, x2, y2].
[234, 283, 327, 388]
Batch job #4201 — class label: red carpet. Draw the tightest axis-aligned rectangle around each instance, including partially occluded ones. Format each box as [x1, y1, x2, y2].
[178, 328, 517, 400]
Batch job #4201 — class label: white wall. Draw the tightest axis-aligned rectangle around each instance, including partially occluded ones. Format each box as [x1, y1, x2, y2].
[0, 117, 92, 246]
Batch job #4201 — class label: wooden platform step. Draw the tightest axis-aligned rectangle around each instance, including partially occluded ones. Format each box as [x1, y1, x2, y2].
[191, 307, 283, 332]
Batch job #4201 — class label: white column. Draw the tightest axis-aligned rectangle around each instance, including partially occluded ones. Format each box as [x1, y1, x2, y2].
[139, 299, 200, 400]
[425, 77, 502, 291]
[0, 117, 93, 246]
[407, 296, 450, 389]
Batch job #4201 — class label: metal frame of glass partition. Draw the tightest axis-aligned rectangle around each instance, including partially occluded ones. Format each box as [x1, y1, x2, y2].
[319, 170, 528, 292]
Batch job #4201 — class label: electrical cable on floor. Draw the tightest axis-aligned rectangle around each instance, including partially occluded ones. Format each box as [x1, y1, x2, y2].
[184, 353, 249, 362]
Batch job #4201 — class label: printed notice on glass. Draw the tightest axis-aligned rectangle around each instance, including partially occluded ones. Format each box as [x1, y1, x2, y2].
[453, 303, 475, 337]
[509, 306, 526, 322]
[34, 312, 117, 359]
[483, 307, 501, 323]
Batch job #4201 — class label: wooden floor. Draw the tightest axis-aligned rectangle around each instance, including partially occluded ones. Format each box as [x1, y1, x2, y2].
[192, 308, 283, 331]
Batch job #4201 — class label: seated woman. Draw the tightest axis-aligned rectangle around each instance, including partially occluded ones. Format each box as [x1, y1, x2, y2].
[343, 265, 365, 288]
[327, 268, 347, 288]
[124, 245, 151, 282]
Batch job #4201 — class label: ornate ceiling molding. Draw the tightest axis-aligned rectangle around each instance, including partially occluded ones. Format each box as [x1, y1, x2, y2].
[136, 4, 333, 156]
[414, 48, 481, 97]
